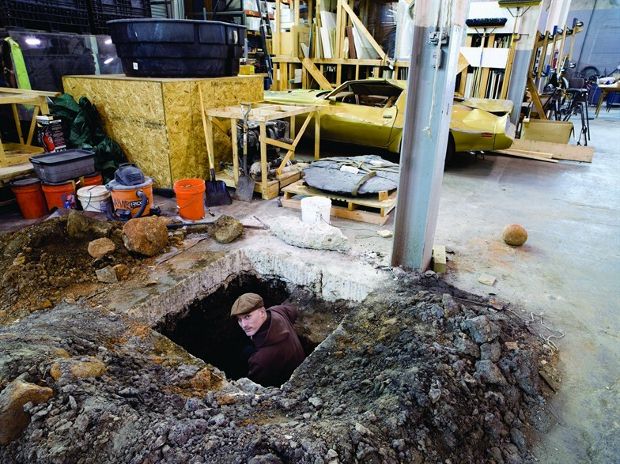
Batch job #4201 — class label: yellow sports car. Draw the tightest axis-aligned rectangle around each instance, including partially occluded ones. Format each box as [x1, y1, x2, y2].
[265, 79, 515, 158]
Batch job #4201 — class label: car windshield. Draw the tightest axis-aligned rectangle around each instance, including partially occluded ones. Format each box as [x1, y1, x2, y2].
[326, 81, 404, 108]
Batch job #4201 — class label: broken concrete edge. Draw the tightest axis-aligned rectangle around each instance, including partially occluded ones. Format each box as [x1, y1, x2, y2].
[123, 248, 384, 327]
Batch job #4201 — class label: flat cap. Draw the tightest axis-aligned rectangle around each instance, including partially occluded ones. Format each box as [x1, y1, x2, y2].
[231, 293, 264, 316]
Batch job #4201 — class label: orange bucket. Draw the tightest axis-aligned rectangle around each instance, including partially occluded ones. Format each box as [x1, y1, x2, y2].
[82, 172, 103, 186]
[174, 178, 206, 220]
[10, 178, 49, 219]
[42, 181, 75, 211]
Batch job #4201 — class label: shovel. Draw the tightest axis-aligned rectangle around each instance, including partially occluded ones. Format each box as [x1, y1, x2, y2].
[198, 85, 232, 206]
[235, 102, 255, 202]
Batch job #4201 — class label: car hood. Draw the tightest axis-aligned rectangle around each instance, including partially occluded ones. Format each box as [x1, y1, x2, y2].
[459, 98, 514, 115]
[264, 89, 328, 105]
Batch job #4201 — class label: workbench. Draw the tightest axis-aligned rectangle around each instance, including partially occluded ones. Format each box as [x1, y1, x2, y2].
[0, 87, 58, 167]
[594, 82, 620, 117]
[204, 103, 320, 200]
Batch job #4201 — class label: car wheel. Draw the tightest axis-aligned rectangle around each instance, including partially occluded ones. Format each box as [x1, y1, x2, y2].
[445, 134, 456, 166]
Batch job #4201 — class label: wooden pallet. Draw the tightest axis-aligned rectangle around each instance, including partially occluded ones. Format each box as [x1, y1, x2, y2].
[281, 180, 397, 225]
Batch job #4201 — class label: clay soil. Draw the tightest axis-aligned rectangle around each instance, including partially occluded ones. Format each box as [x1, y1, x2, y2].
[0, 216, 146, 324]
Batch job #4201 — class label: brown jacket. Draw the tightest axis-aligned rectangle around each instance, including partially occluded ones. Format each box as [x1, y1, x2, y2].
[248, 304, 305, 387]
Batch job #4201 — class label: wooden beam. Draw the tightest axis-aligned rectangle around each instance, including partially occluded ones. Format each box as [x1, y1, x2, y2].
[276, 111, 313, 175]
[302, 57, 333, 90]
[527, 76, 547, 120]
[341, 2, 388, 61]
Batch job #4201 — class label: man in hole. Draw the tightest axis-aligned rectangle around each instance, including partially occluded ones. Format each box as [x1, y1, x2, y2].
[231, 293, 305, 387]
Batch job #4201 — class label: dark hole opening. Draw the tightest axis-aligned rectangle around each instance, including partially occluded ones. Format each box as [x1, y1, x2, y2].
[155, 273, 350, 385]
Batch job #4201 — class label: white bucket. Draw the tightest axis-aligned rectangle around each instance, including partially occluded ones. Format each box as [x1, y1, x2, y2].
[77, 185, 111, 213]
[301, 196, 331, 226]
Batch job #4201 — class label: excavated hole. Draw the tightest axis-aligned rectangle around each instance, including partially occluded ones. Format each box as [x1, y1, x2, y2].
[155, 273, 350, 385]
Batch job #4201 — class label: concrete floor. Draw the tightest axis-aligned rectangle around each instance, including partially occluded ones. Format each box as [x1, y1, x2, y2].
[1, 110, 618, 462]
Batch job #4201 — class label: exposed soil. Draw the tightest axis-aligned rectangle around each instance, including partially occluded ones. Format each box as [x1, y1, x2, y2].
[0, 266, 558, 464]
[0, 216, 147, 324]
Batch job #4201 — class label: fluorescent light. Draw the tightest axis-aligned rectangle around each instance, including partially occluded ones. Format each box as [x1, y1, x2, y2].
[103, 57, 114, 65]
[25, 37, 41, 46]
[104, 38, 112, 45]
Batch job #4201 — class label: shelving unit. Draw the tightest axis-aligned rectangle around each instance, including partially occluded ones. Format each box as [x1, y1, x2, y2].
[268, 0, 410, 90]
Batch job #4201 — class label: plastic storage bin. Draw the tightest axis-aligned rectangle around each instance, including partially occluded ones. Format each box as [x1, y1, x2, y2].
[30, 149, 96, 183]
[107, 19, 246, 77]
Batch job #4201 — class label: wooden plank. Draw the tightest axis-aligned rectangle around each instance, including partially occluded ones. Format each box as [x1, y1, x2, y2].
[0, 162, 34, 183]
[302, 58, 333, 90]
[527, 76, 547, 120]
[432, 245, 447, 273]
[314, 111, 321, 160]
[341, 2, 387, 61]
[230, 118, 239, 185]
[259, 122, 268, 196]
[493, 149, 559, 163]
[510, 138, 594, 162]
[11, 104, 24, 144]
[0, 87, 57, 97]
[276, 111, 313, 175]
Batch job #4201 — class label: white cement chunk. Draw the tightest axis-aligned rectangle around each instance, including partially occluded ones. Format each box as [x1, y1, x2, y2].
[269, 216, 351, 253]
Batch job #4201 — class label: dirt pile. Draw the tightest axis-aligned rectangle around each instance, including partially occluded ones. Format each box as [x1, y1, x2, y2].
[0, 271, 555, 463]
[0, 215, 144, 324]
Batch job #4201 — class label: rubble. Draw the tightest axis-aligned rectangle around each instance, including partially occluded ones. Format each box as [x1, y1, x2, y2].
[210, 215, 244, 244]
[0, 271, 554, 463]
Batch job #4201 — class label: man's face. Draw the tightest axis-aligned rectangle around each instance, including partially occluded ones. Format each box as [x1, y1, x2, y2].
[237, 308, 266, 337]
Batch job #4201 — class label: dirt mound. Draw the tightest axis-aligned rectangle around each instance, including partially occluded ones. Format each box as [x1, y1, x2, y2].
[0, 272, 556, 463]
[0, 217, 144, 324]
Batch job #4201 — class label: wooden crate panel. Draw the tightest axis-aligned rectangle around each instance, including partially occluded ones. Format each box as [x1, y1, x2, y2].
[62, 75, 264, 187]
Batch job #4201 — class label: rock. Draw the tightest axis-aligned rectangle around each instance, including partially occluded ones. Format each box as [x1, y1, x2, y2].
[50, 356, 106, 381]
[308, 397, 323, 408]
[475, 360, 507, 385]
[428, 386, 441, 403]
[248, 454, 283, 464]
[502, 224, 528, 247]
[480, 342, 502, 362]
[463, 315, 500, 344]
[376, 229, 393, 238]
[96, 266, 118, 284]
[113, 264, 130, 281]
[122, 217, 169, 256]
[441, 294, 460, 317]
[504, 341, 519, 351]
[211, 215, 243, 244]
[478, 274, 497, 286]
[67, 210, 113, 239]
[87, 237, 116, 259]
[0, 378, 54, 445]
[269, 216, 351, 252]
[510, 427, 527, 453]
[454, 335, 481, 358]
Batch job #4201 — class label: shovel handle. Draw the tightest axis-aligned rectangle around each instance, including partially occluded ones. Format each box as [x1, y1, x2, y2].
[199, 85, 216, 171]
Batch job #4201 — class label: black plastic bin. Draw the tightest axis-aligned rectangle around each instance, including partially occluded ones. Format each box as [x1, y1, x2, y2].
[30, 150, 96, 183]
[107, 19, 246, 78]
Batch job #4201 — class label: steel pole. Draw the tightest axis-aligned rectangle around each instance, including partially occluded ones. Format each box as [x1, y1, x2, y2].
[391, 0, 469, 270]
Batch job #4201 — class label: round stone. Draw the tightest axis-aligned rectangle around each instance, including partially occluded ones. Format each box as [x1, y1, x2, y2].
[502, 224, 528, 246]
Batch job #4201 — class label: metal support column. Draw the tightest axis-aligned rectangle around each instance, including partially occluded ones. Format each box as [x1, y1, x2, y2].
[391, 0, 469, 271]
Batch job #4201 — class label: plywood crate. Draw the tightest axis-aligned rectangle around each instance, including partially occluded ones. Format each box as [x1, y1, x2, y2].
[62, 74, 264, 188]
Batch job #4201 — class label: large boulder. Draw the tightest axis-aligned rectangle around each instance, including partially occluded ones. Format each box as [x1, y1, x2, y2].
[0, 378, 54, 445]
[269, 216, 350, 252]
[122, 217, 169, 256]
[66, 210, 113, 239]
